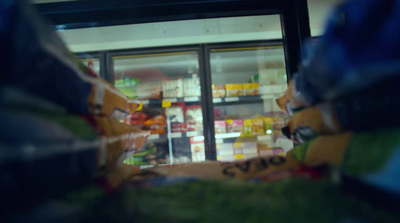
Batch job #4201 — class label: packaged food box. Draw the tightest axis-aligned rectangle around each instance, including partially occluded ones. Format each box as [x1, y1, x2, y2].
[183, 76, 201, 97]
[233, 142, 243, 154]
[144, 115, 167, 134]
[243, 119, 264, 136]
[185, 105, 203, 132]
[226, 119, 243, 133]
[225, 84, 243, 97]
[190, 138, 205, 162]
[165, 103, 185, 123]
[243, 83, 260, 96]
[214, 120, 227, 134]
[212, 84, 226, 98]
[166, 103, 186, 132]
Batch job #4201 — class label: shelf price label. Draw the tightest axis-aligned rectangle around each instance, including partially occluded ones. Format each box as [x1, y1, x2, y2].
[234, 154, 245, 160]
[213, 98, 222, 103]
[162, 99, 172, 108]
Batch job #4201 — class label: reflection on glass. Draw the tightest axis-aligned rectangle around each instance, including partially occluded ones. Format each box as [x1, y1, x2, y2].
[210, 46, 292, 162]
[112, 52, 205, 167]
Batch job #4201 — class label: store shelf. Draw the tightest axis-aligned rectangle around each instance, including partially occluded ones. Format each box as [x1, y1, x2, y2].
[214, 133, 274, 143]
[139, 96, 201, 106]
[212, 95, 263, 105]
[147, 131, 203, 141]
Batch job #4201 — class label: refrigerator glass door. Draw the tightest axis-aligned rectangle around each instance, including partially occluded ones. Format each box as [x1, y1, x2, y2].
[112, 51, 205, 168]
[210, 46, 293, 161]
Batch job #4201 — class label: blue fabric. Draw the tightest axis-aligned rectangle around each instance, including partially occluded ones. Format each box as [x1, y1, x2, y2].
[296, 0, 400, 104]
[364, 145, 400, 196]
[333, 79, 400, 131]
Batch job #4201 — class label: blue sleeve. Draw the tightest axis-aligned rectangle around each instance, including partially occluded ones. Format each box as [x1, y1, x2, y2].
[333, 80, 400, 131]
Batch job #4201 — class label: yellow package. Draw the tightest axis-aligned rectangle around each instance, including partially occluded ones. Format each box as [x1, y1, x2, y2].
[91, 116, 150, 172]
[243, 119, 264, 136]
[87, 79, 140, 121]
[263, 117, 273, 134]
[243, 119, 253, 136]
[243, 83, 260, 96]
[225, 84, 243, 97]
[252, 119, 264, 136]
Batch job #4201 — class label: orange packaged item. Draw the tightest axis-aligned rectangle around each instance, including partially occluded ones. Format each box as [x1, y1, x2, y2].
[87, 116, 151, 172]
[87, 79, 140, 121]
[144, 115, 167, 134]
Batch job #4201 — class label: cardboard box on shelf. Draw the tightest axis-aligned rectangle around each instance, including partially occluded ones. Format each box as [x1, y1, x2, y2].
[226, 119, 243, 133]
[212, 84, 226, 98]
[243, 119, 264, 136]
[225, 84, 243, 97]
[183, 76, 201, 97]
[165, 103, 186, 132]
[162, 78, 184, 98]
[185, 105, 203, 132]
[233, 142, 243, 154]
[214, 120, 227, 134]
[243, 83, 260, 96]
[190, 138, 205, 162]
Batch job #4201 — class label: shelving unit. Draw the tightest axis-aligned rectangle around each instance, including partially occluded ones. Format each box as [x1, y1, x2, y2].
[147, 131, 203, 141]
[140, 97, 201, 106]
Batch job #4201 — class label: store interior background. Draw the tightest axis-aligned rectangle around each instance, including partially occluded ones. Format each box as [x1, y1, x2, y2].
[29, 0, 343, 165]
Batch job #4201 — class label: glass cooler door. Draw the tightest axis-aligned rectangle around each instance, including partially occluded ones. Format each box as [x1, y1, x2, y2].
[209, 45, 293, 162]
[111, 50, 206, 168]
